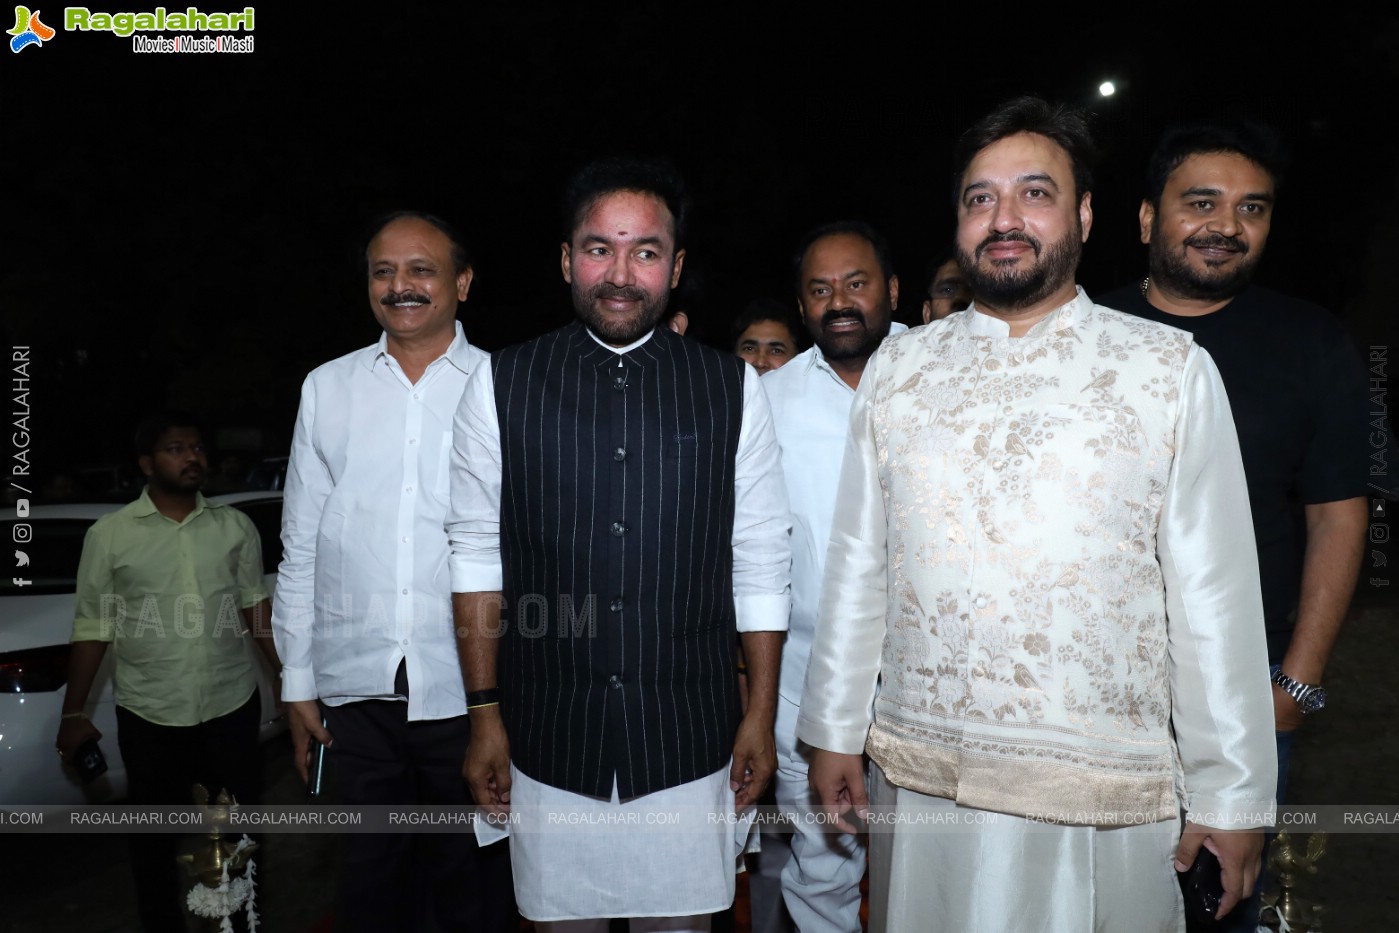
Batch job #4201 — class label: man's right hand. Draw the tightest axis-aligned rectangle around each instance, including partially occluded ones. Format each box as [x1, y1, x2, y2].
[808, 748, 869, 834]
[55, 715, 101, 762]
[286, 700, 332, 784]
[464, 709, 512, 815]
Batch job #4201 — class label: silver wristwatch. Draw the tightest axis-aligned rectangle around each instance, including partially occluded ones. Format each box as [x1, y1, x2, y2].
[1271, 669, 1327, 714]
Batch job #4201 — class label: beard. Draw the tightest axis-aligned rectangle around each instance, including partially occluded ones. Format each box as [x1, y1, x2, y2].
[957, 225, 1082, 311]
[574, 281, 671, 346]
[149, 467, 204, 495]
[813, 307, 892, 362]
[1147, 223, 1259, 302]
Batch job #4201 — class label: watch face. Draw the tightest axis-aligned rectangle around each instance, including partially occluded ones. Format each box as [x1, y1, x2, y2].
[1301, 687, 1327, 713]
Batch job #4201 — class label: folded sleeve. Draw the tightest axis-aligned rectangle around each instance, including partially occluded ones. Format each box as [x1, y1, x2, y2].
[71, 521, 117, 643]
[233, 511, 270, 608]
[732, 366, 792, 632]
[271, 374, 329, 703]
[447, 360, 505, 594]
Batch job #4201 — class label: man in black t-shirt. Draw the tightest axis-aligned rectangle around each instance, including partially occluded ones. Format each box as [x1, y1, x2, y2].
[1100, 125, 1385, 929]
[1101, 123, 1374, 800]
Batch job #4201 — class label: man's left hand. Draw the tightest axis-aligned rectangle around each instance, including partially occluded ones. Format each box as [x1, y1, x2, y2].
[1175, 822, 1265, 919]
[730, 712, 776, 811]
[1272, 683, 1303, 733]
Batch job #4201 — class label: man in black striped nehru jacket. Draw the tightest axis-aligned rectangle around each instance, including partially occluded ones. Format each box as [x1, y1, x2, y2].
[448, 156, 792, 931]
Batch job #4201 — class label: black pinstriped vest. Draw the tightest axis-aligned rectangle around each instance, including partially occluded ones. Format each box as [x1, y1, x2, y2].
[491, 321, 746, 799]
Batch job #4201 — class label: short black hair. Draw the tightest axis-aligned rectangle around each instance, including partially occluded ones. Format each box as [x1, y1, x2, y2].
[730, 298, 807, 353]
[792, 220, 896, 294]
[563, 157, 691, 249]
[924, 255, 960, 294]
[365, 211, 473, 274]
[951, 96, 1097, 206]
[134, 411, 202, 458]
[1145, 122, 1288, 208]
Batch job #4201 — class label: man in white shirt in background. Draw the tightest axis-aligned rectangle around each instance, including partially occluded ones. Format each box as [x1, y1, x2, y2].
[757, 220, 903, 932]
[272, 211, 513, 932]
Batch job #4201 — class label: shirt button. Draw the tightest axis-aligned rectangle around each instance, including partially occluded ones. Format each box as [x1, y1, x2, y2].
[992, 460, 1006, 471]
[611, 521, 628, 537]
[613, 447, 627, 462]
[409, 438, 417, 445]
[402, 536, 410, 543]
[610, 598, 624, 612]
[402, 588, 409, 596]
[405, 485, 414, 493]
[613, 376, 626, 391]
[608, 675, 622, 689]
[974, 596, 988, 609]
[401, 639, 410, 646]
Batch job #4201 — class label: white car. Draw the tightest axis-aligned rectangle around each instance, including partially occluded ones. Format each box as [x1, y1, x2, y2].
[0, 492, 287, 805]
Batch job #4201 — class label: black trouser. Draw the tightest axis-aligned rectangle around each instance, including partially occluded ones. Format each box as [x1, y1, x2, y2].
[322, 664, 515, 933]
[117, 688, 262, 933]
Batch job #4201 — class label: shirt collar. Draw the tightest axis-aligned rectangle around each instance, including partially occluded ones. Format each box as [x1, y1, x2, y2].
[366, 321, 473, 374]
[131, 486, 215, 522]
[586, 326, 656, 356]
[804, 320, 909, 375]
[961, 286, 1087, 339]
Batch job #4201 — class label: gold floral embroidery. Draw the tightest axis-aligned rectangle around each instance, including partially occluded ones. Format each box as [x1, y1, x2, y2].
[864, 298, 1194, 813]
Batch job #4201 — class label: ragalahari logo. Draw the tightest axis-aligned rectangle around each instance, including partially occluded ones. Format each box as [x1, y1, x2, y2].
[9, 6, 54, 52]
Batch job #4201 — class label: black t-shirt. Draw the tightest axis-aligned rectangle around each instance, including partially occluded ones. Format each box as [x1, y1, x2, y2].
[1098, 283, 1375, 662]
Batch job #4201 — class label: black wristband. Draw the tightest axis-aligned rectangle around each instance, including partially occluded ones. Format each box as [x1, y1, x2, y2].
[466, 688, 501, 708]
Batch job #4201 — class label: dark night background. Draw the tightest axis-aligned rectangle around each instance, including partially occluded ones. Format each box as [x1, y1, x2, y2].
[6, 6, 1398, 488]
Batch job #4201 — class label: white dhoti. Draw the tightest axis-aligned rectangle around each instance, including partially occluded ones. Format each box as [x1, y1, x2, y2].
[867, 763, 1185, 933]
[508, 764, 754, 923]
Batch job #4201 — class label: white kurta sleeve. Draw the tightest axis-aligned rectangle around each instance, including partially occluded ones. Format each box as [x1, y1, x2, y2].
[795, 354, 888, 755]
[272, 374, 329, 703]
[732, 364, 792, 632]
[447, 360, 505, 594]
[1159, 345, 1277, 829]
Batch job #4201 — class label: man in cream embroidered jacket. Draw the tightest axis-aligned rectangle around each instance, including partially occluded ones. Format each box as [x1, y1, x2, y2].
[798, 292, 1274, 824]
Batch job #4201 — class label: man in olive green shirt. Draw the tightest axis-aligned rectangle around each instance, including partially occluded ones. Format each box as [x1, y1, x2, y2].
[57, 412, 279, 933]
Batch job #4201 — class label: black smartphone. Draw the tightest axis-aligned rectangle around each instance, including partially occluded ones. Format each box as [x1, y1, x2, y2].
[1178, 845, 1225, 925]
[305, 718, 329, 802]
[73, 738, 108, 784]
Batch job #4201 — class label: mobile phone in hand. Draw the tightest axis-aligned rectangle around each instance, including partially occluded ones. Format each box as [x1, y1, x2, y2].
[305, 718, 329, 802]
[1177, 845, 1225, 925]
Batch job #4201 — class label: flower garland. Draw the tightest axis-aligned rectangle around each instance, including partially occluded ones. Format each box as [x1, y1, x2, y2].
[185, 834, 258, 933]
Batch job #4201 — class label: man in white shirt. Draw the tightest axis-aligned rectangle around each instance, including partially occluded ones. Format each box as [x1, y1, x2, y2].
[272, 212, 513, 932]
[757, 221, 902, 932]
[449, 157, 791, 931]
[800, 98, 1276, 931]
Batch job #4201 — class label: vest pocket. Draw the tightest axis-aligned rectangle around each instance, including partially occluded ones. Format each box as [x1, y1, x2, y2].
[665, 434, 699, 460]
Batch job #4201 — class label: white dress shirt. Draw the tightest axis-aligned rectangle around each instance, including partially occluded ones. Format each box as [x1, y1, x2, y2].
[762, 323, 907, 706]
[273, 321, 486, 721]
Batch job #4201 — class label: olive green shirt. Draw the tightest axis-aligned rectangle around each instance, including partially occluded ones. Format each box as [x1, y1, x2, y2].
[72, 489, 269, 726]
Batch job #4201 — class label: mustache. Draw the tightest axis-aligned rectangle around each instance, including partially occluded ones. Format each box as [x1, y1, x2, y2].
[820, 309, 864, 327]
[382, 290, 431, 305]
[1185, 233, 1247, 254]
[977, 231, 1041, 258]
[590, 284, 646, 302]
